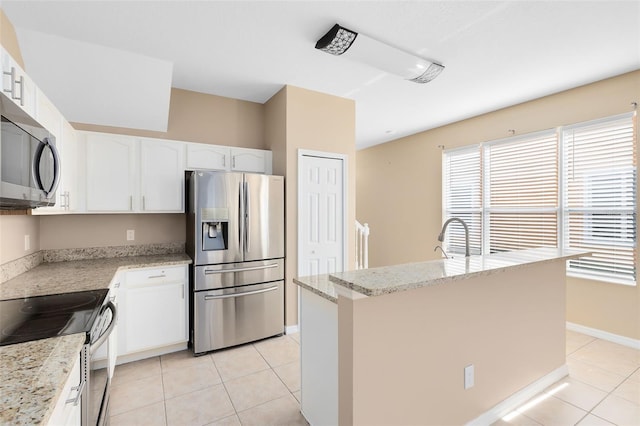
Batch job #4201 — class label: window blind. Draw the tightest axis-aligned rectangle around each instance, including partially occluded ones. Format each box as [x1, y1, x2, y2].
[485, 132, 558, 253]
[562, 114, 637, 285]
[443, 147, 482, 256]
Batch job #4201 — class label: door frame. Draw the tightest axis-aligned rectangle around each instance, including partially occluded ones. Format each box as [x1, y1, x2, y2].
[297, 149, 349, 276]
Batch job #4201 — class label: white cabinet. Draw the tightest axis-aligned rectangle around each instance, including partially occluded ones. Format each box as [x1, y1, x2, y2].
[1, 47, 36, 117]
[84, 133, 136, 212]
[186, 143, 229, 170]
[231, 147, 271, 174]
[186, 143, 272, 174]
[47, 351, 82, 426]
[81, 132, 186, 213]
[118, 265, 188, 356]
[140, 138, 185, 212]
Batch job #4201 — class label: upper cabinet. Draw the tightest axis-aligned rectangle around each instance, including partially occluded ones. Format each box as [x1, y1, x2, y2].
[186, 143, 228, 171]
[139, 138, 185, 212]
[81, 132, 186, 213]
[84, 132, 136, 212]
[230, 147, 271, 174]
[1, 47, 36, 117]
[186, 143, 272, 174]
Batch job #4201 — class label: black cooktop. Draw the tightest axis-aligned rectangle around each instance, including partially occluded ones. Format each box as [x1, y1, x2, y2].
[0, 289, 108, 346]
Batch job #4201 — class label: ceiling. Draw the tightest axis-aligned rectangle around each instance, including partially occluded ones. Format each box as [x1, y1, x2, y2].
[3, 1, 639, 149]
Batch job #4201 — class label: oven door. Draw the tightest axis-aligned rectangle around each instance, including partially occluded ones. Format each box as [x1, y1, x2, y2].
[87, 301, 117, 426]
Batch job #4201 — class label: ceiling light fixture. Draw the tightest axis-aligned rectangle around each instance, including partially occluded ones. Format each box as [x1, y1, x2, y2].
[315, 24, 444, 84]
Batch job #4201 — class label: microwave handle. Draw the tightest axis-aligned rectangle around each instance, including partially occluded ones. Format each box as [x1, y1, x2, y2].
[32, 137, 61, 197]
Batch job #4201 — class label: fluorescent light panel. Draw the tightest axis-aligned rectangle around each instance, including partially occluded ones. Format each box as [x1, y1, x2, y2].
[315, 24, 444, 84]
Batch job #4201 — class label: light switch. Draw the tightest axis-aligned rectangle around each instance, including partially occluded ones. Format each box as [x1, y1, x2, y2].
[464, 364, 474, 389]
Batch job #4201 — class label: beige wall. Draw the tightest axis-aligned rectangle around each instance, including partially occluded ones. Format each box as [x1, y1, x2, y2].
[356, 70, 640, 340]
[339, 261, 567, 425]
[39, 214, 185, 250]
[0, 8, 24, 69]
[0, 215, 40, 264]
[72, 88, 265, 149]
[266, 85, 356, 327]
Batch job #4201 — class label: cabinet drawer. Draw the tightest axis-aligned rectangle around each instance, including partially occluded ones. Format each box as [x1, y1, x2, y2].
[125, 265, 186, 286]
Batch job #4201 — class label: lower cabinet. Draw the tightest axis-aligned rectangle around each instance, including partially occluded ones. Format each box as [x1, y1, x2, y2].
[118, 265, 188, 356]
[47, 352, 82, 426]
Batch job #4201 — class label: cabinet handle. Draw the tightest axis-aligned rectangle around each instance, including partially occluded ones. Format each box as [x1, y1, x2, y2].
[114, 282, 121, 288]
[65, 380, 85, 406]
[148, 274, 167, 279]
[232, 155, 236, 169]
[142, 195, 146, 211]
[3, 67, 24, 105]
[129, 195, 133, 211]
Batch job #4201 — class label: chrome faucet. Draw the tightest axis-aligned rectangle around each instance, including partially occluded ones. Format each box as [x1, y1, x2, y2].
[437, 217, 470, 257]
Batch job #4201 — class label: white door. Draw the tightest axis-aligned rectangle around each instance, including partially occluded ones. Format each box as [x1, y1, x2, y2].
[299, 153, 345, 276]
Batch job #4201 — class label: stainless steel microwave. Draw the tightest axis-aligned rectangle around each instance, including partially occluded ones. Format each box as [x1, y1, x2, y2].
[0, 92, 60, 209]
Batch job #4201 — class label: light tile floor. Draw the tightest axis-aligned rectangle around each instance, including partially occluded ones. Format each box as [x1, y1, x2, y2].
[494, 330, 640, 426]
[109, 332, 306, 426]
[110, 330, 639, 426]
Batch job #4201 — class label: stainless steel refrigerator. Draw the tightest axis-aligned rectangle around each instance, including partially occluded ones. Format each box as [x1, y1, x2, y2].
[185, 170, 285, 354]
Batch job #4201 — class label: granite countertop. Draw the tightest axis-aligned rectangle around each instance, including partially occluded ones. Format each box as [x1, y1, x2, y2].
[0, 252, 192, 425]
[293, 274, 338, 303]
[294, 248, 590, 301]
[328, 247, 589, 297]
[0, 334, 86, 425]
[0, 253, 192, 301]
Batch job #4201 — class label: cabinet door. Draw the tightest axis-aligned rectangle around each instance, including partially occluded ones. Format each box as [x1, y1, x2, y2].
[85, 133, 136, 212]
[231, 147, 267, 173]
[122, 280, 187, 354]
[47, 352, 82, 426]
[186, 143, 230, 170]
[140, 138, 185, 212]
[1, 47, 36, 117]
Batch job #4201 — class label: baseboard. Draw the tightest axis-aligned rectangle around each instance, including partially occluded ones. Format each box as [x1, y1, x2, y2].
[116, 342, 188, 365]
[285, 325, 299, 334]
[566, 322, 640, 350]
[466, 365, 569, 426]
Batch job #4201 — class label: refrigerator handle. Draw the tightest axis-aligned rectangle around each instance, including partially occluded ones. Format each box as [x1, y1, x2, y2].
[245, 181, 250, 253]
[239, 180, 244, 250]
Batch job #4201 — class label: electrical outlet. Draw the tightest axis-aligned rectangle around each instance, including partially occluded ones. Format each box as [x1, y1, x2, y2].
[464, 364, 475, 389]
[126, 230, 135, 241]
[24, 234, 30, 251]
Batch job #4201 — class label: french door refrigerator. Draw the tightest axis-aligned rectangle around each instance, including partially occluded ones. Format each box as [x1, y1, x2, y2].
[185, 170, 285, 354]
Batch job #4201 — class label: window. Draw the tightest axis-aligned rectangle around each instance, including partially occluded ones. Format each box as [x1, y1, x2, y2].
[442, 146, 482, 256]
[562, 115, 637, 285]
[443, 112, 637, 285]
[485, 131, 558, 253]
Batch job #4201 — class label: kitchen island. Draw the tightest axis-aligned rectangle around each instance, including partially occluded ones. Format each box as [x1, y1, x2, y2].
[294, 247, 589, 426]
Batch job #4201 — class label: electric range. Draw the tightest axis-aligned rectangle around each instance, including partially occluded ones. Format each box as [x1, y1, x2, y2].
[0, 289, 109, 346]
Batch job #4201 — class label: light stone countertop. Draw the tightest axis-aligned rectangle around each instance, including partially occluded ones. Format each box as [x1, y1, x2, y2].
[294, 248, 590, 302]
[0, 252, 192, 425]
[328, 247, 589, 297]
[0, 334, 86, 425]
[0, 253, 192, 300]
[293, 274, 338, 303]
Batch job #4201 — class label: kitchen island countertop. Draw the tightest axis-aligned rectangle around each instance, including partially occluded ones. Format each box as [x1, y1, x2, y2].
[295, 247, 589, 302]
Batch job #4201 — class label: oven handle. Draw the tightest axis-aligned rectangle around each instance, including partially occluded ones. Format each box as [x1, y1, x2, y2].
[90, 301, 117, 355]
[204, 285, 278, 300]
